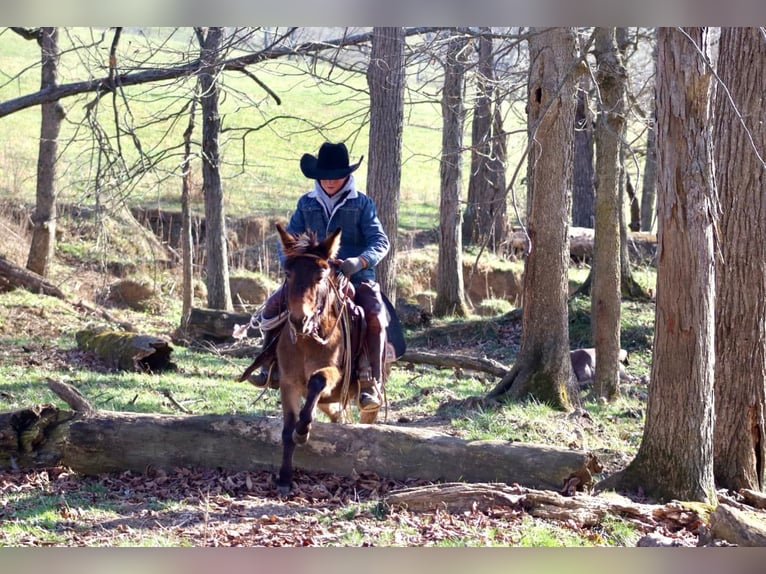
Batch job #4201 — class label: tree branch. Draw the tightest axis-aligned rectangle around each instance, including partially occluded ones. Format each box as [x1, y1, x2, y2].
[0, 27, 445, 118]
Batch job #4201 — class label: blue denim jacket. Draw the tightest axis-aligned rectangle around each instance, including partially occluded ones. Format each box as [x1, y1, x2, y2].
[279, 176, 390, 285]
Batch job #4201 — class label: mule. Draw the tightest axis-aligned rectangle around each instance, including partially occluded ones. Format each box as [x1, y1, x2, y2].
[274, 222, 381, 494]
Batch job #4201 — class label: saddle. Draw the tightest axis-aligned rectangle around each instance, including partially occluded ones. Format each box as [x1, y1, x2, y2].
[237, 295, 380, 386]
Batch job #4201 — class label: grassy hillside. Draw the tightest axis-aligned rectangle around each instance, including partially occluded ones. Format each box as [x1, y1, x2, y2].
[0, 27, 535, 233]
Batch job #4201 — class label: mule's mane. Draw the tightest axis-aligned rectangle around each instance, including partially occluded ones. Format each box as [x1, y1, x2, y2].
[283, 230, 327, 261]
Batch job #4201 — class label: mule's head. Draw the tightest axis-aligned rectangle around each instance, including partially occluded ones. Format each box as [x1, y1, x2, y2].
[277, 223, 342, 335]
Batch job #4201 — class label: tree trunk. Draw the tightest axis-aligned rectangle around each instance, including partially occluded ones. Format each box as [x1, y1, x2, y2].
[463, 29, 507, 251]
[0, 404, 600, 491]
[617, 27, 716, 503]
[591, 27, 625, 401]
[434, 31, 468, 318]
[713, 27, 766, 492]
[180, 95, 198, 331]
[487, 27, 578, 410]
[616, 29, 649, 300]
[640, 33, 658, 232]
[198, 27, 232, 311]
[26, 27, 64, 278]
[366, 27, 405, 302]
[572, 74, 595, 228]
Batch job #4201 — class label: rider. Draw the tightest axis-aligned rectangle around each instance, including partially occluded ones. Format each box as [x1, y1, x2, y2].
[249, 141, 390, 411]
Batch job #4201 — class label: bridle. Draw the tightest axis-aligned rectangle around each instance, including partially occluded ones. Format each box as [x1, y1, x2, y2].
[284, 255, 349, 347]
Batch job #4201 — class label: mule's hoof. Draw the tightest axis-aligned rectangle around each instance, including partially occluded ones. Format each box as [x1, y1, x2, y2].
[293, 429, 310, 445]
[276, 482, 292, 496]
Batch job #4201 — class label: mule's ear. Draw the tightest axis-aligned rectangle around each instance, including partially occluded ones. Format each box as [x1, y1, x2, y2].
[276, 222, 297, 252]
[321, 227, 342, 259]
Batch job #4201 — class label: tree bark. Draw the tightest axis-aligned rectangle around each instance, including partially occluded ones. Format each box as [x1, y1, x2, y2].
[0, 405, 600, 491]
[617, 27, 716, 503]
[591, 27, 625, 401]
[487, 27, 578, 410]
[434, 30, 468, 318]
[366, 27, 405, 302]
[713, 27, 766, 492]
[198, 27, 233, 311]
[26, 27, 64, 278]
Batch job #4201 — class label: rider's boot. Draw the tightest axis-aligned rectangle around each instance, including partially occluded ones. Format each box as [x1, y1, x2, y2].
[247, 328, 280, 389]
[358, 318, 385, 411]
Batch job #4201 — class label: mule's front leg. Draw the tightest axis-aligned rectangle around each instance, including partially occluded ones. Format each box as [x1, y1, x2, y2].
[277, 385, 301, 495]
[277, 410, 297, 495]
[293, 372, 328, 445]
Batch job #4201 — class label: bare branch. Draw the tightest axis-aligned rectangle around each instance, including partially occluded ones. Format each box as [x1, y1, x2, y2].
[0, 27, 445, 118]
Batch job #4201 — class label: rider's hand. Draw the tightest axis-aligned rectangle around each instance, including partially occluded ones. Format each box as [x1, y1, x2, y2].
[340, 257, 366, 277]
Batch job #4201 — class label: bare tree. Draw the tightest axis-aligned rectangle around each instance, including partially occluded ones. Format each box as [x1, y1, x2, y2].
[713, 27, 766, 492]
[179, 95, 198, 329]
[463, 28, 507, 251]
[10, 28, 64, 278]
[197, 27, 232, 311]
[640, 33, 658, 233]
[615, 27, 716, 503]
[572, 73, 595, 228]
[366, 27, 405, 302]
[433, 30, 469, 318]
[616, 28, 649, 300]
[591, 27, 625, 401]
[487, 27, 578, 410]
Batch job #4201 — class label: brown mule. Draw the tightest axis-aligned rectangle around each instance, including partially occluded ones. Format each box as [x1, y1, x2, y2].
[273, 223, 381, 495]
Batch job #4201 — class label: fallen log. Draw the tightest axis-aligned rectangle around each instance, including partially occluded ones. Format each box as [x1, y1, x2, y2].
[400, 350, 510, 378]
[75, 326, 176, 372]
[186, 307, 257, 341]
[509, 227, 657, 265]
[0, 253, 66, 298]
[384, 482, 703, 532]
[0, 404, 600, 491]
[710, 503, 766, 547]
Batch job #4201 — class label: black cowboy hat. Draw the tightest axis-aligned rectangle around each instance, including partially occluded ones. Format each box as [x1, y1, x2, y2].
[300, 142, 363, 180]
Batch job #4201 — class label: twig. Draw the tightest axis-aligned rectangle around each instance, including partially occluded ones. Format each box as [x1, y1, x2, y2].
[160, 389, 193, 414]
[46, 378, 94, 413]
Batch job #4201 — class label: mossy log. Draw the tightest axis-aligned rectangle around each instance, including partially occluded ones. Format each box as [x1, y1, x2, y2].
[0, 403, 600, 491]
[75, 327, 175, 372]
